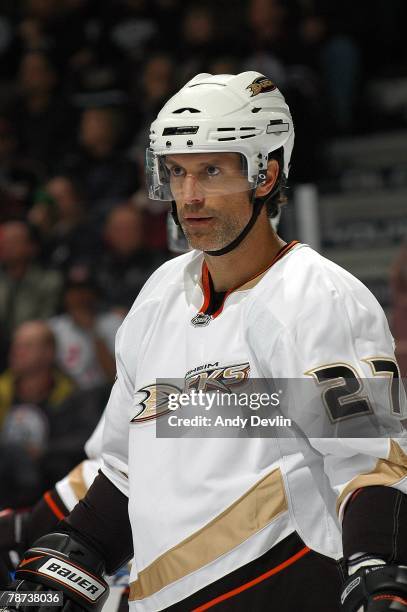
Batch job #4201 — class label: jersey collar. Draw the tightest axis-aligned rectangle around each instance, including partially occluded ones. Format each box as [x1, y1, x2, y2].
[198, 240, 299, 319]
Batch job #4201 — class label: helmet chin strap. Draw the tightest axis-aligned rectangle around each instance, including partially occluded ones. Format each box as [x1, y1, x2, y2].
[171, 190, 266, 257]
[171, 195, 263, 256]
[170, 171, 278, 256]
[204, 195, 263, 256]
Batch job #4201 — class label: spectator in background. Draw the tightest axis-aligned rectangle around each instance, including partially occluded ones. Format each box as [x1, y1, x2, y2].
[0, 320, 104, 506]
[131, 188, 169, 251]
[302, 16, 360, 134]
[18, 0, 63, 54]
[27, 187, 59, 249]
[0, 320, 72, 505]
[128, 54, 176, 251]
[0, 117, 41, 221]
[18, 0, 89, 72]
[139, 53, 175, 120]
[243, 0, 290, 77]
[0, 221, 63, 369]
[49, 278, 122, 390]
[28, 175, 97, 273]
[175, 4, 220, 83]
[7, 50, 75, 172]
[291, 3, 361, 135]
[0, 321, 73, 431]
[63, 106, 138, 223]
[129, 53, 175, 163]
[98, 0, 159, 66]
[94, 204, 168, 313]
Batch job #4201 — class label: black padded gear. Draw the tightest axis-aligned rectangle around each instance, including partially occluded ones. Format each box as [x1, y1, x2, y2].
[14, 532, 109, 612]
[343, 486, 407, 564]
[341, 565, 407, 612]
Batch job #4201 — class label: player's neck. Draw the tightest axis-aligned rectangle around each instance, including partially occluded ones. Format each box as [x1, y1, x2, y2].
[204, 220, 285, 292]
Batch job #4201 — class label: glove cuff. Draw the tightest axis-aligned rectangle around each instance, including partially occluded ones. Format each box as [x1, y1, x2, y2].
[15, 532, 109, 612]
[347, 554, 386, 576]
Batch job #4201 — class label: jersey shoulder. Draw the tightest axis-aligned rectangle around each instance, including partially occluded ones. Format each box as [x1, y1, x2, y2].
[250, 244, 387, 332]
[127, 249, 201, 315]
[247, 245, 395, 376]
[115, 250, 202, 365]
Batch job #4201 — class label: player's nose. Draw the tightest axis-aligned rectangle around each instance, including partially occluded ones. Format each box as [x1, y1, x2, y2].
[182, 174, 205, 204]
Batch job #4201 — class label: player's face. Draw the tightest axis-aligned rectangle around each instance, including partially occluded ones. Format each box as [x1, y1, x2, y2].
[166, 153, 253, 252]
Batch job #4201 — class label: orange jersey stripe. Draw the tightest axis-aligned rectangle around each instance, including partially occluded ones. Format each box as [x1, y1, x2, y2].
[200, 240, 299, 320]
[44, 491, 66, 520]
[192, 545, 311, 611]
[201, 262, 212, 313]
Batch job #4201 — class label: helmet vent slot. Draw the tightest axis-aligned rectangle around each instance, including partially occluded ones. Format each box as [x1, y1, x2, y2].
[163, 126, 199, 135]
[217, 127, 235, 131]
[251, 107, 261, 113]
[241, 134, 256, 139]
[218, 137, 236, 141]
[172, 108, 200, 113]
[240, 127, 256, 130]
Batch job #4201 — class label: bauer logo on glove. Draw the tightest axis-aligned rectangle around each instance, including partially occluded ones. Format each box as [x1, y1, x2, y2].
[38, 558, 105, 601]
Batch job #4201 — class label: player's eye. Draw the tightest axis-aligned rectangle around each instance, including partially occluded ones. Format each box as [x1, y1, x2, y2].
[170, 166, 185, 177]
[206, 166, 220, 177]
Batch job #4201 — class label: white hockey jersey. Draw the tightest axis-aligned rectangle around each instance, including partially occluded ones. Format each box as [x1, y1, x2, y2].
[100, 242, 407, 611]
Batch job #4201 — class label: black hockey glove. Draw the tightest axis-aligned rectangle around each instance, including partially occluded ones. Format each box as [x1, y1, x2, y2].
[341, 564, 407, 611]
[4, 531, 109, 612]
[0, 489, 69, 563]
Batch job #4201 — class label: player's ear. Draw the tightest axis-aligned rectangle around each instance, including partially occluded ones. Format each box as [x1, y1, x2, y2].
[255, 158, 279, 198]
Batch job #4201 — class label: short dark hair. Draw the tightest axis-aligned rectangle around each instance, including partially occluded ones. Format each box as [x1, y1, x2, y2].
[262, 147, 288, 217]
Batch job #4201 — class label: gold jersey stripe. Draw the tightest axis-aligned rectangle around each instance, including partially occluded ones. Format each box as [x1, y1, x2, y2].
[129, 467, 288, 601]
[67, 461, 88, 501]
[337, 440, 407, 514]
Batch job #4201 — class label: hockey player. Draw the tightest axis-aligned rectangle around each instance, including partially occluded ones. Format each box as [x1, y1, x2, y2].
[6, 72, 407, 612]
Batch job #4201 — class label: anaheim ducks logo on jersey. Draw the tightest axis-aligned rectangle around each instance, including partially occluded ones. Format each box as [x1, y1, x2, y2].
[131, 383, 181, 423]
[247, 76, 277, 97]
[185, 361, 250, 392]
[131, 362, 250, 422]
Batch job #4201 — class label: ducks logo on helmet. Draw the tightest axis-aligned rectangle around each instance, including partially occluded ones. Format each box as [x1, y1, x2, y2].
[247, 76, 277, 97]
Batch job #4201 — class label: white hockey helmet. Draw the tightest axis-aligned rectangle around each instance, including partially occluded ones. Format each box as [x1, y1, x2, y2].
[146, 71, 294, 254]
[146, 71, 294, 201]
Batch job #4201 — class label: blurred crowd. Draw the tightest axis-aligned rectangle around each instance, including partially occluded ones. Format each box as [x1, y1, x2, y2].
[0, 0, 406, 508]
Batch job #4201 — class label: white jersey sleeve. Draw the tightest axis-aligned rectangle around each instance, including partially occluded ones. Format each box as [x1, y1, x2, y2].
[248, 248, 407, 520]
[84, 413, 105, 459]
[99, 256, 181, 496]
[99, 320, 134, 496]
[95, 312, 124, 354]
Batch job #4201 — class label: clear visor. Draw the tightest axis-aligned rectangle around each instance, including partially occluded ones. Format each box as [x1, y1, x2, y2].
[146, 149, 258, 201]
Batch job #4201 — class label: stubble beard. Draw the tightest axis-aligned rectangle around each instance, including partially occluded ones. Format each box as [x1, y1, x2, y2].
[180, 214, 245, 252]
